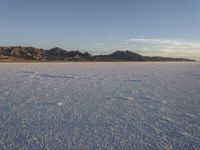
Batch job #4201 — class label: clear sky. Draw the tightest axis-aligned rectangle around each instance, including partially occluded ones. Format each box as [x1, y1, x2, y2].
[0, 0, 200, 59]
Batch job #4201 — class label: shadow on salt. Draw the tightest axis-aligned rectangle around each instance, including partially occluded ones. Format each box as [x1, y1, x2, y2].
[111, 96, 134, 101]
[22, 70, 77, 79]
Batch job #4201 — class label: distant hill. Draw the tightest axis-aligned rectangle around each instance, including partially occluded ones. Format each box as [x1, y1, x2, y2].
[0, 46, 195, 62]
[95, 51, 144, 61]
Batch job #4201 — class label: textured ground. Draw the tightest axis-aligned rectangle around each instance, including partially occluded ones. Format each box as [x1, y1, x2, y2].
[0, 62, 200, 150]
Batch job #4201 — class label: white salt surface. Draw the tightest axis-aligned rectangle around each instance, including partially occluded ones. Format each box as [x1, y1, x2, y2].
[0, 62, 200, 149]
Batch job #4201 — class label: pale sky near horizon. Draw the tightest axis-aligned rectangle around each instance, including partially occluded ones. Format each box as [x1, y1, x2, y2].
[0, 0, 200, 60]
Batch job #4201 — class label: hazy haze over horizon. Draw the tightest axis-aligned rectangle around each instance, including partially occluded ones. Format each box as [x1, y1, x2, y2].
[0, 0, 200, 60]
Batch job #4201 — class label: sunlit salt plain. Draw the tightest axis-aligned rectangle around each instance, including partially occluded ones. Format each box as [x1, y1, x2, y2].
[0, 62, 200, 149]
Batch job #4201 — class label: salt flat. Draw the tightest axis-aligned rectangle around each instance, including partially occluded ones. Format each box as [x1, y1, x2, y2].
[0, 62, 200, 149]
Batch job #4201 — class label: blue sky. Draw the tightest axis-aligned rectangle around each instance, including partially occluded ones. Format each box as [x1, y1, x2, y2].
[0, 0, 200, 59]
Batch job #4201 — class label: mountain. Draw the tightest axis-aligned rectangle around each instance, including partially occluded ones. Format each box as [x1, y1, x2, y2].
[47, 47, 67, 56]
[45, 47, 93, 61]
[0, 46, 195, 62]
[0, 46, 45, 60]
[94, 51, 145, 61]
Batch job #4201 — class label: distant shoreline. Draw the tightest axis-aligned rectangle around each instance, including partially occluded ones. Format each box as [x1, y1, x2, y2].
[0, 61, 197, 63]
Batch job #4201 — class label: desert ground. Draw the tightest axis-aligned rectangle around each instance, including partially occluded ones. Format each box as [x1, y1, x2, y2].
[0, 62, 200, 149]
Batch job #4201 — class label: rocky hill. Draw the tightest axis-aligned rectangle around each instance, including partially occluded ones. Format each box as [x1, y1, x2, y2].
[0, 46, 194, 62]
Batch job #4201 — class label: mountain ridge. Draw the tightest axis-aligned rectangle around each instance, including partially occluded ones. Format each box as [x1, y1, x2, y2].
[0, 46, 195, 62]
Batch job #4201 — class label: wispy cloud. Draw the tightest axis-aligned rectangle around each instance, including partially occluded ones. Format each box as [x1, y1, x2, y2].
[124, 38, 200, 60]
[125, 38, 200, 52]
[126, 38, 183, 45]
[94, 43, 105, 46]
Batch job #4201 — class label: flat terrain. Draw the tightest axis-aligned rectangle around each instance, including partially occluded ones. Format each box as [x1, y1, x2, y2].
[0, 62, 200, 149]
